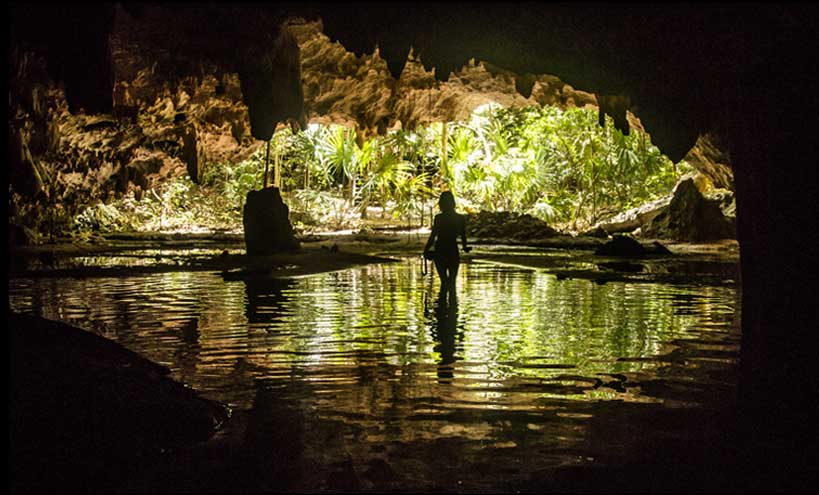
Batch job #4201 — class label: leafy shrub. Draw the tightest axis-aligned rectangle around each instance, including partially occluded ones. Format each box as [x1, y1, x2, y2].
[69, 105, 683, 236]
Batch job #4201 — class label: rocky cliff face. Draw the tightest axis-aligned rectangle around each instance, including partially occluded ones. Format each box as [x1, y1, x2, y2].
[291, 18, 603, 136]
[681, 133, 734, 191]
[9, 6, 274, 237]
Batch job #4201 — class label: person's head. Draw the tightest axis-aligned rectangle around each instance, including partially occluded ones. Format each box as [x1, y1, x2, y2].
[438, 191, 456, 212]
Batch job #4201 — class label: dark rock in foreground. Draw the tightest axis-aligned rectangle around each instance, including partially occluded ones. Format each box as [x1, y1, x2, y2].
[595, 234, 646, 257]
[10, 312, 230, 493]
[243, 186, 301, 255]
[8, 223, 33, 247]
[595, 234, 673, 257]
[597, 261, 645, 272]
[581, 225, 610, 238]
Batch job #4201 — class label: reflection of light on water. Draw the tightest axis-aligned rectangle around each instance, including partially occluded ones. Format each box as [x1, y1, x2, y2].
[22, 247, 246, 271]
[9, 257, 738, 426]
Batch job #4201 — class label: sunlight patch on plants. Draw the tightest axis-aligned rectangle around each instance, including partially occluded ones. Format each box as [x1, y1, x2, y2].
[71, 106, 688, 236]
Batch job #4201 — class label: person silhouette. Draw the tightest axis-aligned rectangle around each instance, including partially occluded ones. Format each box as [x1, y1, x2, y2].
[423, 191, 470, 298]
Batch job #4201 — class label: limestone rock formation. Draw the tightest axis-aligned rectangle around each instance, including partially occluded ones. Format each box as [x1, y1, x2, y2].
[9, 4, 304, 238]
[292, 17, 615, 133]
[587, 163, 737, 241]
[682, 133, 734, 191]
[590, 195, 672, 236]
[643, 178, 736, 242]
[290, 18, 396, 138]
[243, 187, 301, 255]
[468, 211, 558, 241]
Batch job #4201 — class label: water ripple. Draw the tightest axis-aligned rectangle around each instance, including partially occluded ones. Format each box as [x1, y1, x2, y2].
[9, 259, 739, 416]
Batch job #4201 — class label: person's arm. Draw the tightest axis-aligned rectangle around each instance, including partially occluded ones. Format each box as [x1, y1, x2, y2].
[461, 215, 471, 252]
[424, 217, 438, 254]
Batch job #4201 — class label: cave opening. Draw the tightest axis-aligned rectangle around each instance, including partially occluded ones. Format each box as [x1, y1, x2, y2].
[56, 102, 708, 242]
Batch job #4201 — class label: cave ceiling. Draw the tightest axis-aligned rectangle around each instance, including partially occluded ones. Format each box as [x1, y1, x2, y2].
[9, 3, 812, 163]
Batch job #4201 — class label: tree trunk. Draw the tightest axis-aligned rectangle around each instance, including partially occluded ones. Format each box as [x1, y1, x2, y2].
[263, 140, 270, 189]
[273, 146, 281, 188]
[591, 159, 597, 225]
[441, 122, 448, 186]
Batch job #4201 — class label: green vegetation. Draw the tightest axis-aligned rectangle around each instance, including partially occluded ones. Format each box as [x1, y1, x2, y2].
[73, 105, 684, 235]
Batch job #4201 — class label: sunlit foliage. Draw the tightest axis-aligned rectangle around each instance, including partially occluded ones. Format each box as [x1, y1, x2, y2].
[74, 105, 682, 234]
[449, 105, 680, 229]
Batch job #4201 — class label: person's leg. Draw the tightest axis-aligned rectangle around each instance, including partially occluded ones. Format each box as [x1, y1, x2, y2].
[449, 261, 459, 290]
[446, 262, 459, 306]
[434, 258, 449, 291]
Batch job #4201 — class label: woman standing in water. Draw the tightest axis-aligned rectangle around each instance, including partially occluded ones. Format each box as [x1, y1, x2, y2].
[424, 191, 471, 295]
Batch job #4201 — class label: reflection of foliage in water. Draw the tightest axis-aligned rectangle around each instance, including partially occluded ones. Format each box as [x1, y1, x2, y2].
[9, 259, 737, 406]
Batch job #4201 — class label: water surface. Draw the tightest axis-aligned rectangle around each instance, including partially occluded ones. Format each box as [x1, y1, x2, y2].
[9, 256, 740, 491]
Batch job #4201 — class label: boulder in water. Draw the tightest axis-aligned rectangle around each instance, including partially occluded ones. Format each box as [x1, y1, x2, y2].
[242, 187, 300, 255]
[595, 234, 646, 257]
[580, 225, 610, 238]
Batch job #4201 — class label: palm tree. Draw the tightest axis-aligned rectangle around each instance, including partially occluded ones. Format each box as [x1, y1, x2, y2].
[316, 125, 359, 202]
[360, 149, 411, 218]
[392, 171, 433, 229]
[352, 136, 375, 210]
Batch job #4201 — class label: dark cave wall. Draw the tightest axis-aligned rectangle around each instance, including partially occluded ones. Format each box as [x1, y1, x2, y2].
[110, 3, 306, 141]
[727, 50, 818, 437]
[8, 4, 117, 115]
[10, 3, 305, 145]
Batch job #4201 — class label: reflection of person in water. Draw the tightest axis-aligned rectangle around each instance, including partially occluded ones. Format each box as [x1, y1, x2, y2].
[427, 290, 462, 382]
[423, 191, 470, 297]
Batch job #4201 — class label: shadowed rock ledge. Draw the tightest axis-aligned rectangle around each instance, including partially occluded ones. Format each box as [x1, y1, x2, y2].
[9, 312, 230, 493]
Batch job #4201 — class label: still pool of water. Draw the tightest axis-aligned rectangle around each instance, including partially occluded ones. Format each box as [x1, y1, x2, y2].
[8, 257, 741, 491]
